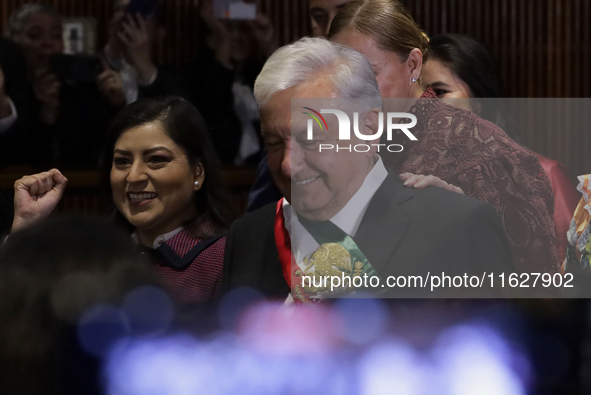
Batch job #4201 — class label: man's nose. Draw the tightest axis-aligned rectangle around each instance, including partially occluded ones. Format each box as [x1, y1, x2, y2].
[280, 143, 291, 177]
[282, 140, 304, 178]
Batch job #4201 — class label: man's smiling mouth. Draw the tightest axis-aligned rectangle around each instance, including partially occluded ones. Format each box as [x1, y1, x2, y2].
[294, 176, 319, 185]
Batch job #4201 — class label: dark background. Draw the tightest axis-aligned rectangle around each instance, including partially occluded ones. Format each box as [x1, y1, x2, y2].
[1, 0, 587, 97]
[0, 0, 590, 183]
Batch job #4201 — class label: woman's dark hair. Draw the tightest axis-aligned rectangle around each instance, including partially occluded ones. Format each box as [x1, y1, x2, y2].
[100, 96, 233, 238]
[429, 34, 505, 99]
[428, 34, 514, 134]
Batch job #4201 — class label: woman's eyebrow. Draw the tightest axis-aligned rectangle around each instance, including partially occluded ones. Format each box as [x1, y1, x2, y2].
[143, 146, 174, 155]
[429, 81, 452, 88]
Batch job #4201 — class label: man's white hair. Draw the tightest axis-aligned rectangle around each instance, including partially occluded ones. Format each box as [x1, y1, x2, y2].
[254, 37, 381, 108]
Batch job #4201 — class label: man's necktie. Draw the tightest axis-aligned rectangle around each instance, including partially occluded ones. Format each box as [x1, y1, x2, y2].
[296, 215, 381, 296]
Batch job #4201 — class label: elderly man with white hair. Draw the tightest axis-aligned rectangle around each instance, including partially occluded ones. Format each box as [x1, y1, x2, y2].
[224, 38, 513, 300]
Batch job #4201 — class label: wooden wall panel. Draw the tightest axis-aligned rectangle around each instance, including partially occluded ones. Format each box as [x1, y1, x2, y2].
[0, 0, 311, 66]
[1, 0, 587, 96]
[259, 0, 309, 47]
[398, 0, 591, 98]
[0, 0, 114, 54]
[395, 0, 591, 177]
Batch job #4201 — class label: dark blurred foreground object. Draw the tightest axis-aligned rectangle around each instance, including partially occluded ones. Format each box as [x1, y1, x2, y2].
[0, 189, 13, 236]
[0, 37, 33, 165]
[0, 215, 159, 395]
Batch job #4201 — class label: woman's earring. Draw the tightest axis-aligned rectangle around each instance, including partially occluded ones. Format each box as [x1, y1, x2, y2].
[411, 77, 417, 83]
[194, 181, 200, 189]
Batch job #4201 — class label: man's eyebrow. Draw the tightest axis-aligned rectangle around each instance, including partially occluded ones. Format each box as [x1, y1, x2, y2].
[261, 132, 283, 140]
[293, 128, 309, 136]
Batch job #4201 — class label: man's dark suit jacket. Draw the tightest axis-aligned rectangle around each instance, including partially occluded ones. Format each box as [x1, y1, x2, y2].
[224, 173, 514, 298]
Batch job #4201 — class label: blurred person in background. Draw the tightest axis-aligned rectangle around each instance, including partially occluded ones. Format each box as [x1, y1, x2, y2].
[0, 37, 31, 165]
[328, 0, 558, 274]
[0, 41, 20, 230]
[421, 34, 505, 123]
[0, 189, 12, 236]
[421, 33, 579, 264]
[10, 97, 233, 304]
[0, 60, 17, 133]
[0, 215, 159, 395]
[0, 39, 25, 135]
[103, 0, 185, 103]
[247, 0, 353, 210]
[182, 0, 277, 165]
[309, 0, 353, 37]
[5, 3, 126, 167]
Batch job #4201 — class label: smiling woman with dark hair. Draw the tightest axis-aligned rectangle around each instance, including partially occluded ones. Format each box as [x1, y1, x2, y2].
[10, 96, 233, 304]
[101, 96, 232, 239]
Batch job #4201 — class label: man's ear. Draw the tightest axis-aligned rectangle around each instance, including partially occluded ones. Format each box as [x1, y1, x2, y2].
[406, 48, 423, 84]
[193, 163, 205, 191]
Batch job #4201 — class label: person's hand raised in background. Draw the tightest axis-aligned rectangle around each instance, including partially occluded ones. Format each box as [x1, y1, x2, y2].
[249, 12, 277, 59]
[0, 65, 13, 119]
[97, 57, 126, 107]
[117, 13, 157, 84]
[200, 0, 232, 68]
[12, 169, 68, 233]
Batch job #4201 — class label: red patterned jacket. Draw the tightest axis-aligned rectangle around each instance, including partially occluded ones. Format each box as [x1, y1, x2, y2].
[151, 229, 226, 304]
[384, 89, 558, 273]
